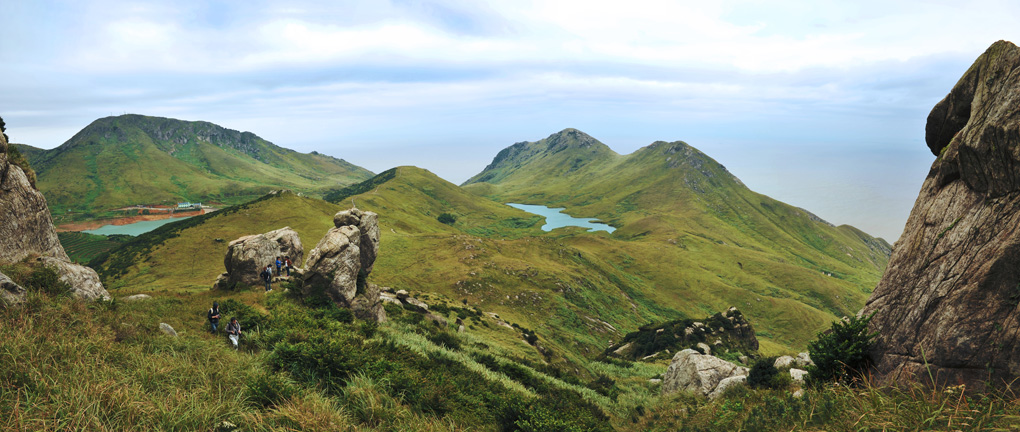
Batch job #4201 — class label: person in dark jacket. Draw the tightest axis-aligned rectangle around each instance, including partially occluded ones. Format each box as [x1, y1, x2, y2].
[260, 265, 272, 292]
[207, 301, 221, 333]
[226, 317, 241, 349]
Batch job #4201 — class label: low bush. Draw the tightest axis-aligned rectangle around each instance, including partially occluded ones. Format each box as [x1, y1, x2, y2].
[807, 314, 877, 385]
[746, 357, 779, 389]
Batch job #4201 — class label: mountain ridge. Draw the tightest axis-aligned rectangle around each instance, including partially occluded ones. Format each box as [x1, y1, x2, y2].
[15, 114, 374, 219]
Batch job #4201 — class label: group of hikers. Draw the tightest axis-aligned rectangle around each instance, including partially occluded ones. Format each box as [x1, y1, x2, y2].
[206, 301, 242, 348]
[259, 256, 294, 292]
[209, 257, 298, 348]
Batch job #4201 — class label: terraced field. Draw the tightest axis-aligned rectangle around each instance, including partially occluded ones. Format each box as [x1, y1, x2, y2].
[57, 231, 130, 264]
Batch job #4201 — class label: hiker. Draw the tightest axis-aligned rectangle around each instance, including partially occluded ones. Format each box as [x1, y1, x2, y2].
[207, 301, 221, 333]
[275, 256, 283, 275]
[260, 265, 272, 292]
[284, 256, 292, 276]
[226, 317, 241, 349]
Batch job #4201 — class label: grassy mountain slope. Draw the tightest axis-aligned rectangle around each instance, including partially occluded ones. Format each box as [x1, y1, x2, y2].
[93, 159, 886, 361]
[92, 191, 340, 292]
[16, 114, 373, 218]
[459, 129, 890, 349]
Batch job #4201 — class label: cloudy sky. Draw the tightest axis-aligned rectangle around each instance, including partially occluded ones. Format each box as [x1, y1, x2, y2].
[3, 0, 1017, 241]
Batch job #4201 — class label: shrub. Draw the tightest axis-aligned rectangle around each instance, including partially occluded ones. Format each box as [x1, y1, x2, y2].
[246, 371, 299, 408]
[747, 357, 780, 389]
[437, 213, 457, 225]
[807, 314, 877, 385]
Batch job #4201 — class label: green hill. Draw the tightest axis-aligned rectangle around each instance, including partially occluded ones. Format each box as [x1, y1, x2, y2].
[94, 162, 886, 363]
[14, 114, 374, 220]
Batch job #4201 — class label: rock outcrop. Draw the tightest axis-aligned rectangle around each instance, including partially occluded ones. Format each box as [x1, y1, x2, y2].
[301, 208, 385, 322]
[662, 349, 748, 398]
[0, 127, 109, 302]
[862, 40, 1020, 389]
[604, 307, 758, 361]
[0, 133, 66, 262]
[213, 227, 302, 290]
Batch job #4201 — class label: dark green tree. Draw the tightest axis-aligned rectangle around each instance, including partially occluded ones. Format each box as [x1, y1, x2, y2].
[0, 115, 8, 142]
[806, 313, 877, 385]
[437, 213, 457, 225]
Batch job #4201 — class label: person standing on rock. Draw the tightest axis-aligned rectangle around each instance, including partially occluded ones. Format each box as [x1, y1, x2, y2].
[275, 256, 283, 275]
[284, 256, 292, 276]
[260, 265, 273, 292]
[226, 317, 242, 349]
[207, 301, 221, 333]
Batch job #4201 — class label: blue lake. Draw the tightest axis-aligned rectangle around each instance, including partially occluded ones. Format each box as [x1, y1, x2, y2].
[83, 217, 193, 236]
[506, 203, 615, 233]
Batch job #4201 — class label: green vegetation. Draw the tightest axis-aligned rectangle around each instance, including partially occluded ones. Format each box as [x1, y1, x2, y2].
[57, 232, 131, 264]
[746, 357, 780, 389]
[323, 167, 397, 205]
[806, 314, 877, 385]
[14, 114, 373, 222]
[438, 213, 457, 225]
[5, 287, 1020, 431]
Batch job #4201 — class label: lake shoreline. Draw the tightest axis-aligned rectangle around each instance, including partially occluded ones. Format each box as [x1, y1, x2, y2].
[56, 209, 211, 232]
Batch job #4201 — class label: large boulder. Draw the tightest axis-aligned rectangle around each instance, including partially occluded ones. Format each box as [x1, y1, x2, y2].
[302, 208, 385, 322]
[302, 224, 361, 303]
[862, 41, 1020, 390]
[662, 349, 748, 397]
[0, 130, 110, 302]
[38, 257, 110, 301]
[213, 227, 302, 290]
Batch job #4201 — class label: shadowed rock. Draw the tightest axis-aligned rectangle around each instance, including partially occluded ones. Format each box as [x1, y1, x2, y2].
[0, 272, 26, 307]
[862, 40, 1020, 390]
[213, 227, 302, 290]
[302, 208, 386, 322]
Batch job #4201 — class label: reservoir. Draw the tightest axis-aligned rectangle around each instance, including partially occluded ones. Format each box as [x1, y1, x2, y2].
[83, 216, 193, 236]
[506, 203, 615, 233]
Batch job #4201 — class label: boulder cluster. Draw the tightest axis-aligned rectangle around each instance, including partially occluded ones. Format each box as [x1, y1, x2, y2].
[606, 307, 758, 362]
[0, 128, 109, 305]
[214, 207, 386, 322]
[662, 349, 813, 399]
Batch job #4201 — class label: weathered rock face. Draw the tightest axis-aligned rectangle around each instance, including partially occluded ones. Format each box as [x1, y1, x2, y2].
[302, 208, 385, 322]
[213, 227, 303, 290]
[0, 131, 110, 302]
[662, 349, 748, 397]
[0, 132, 68, 262]
[38, 257, 109, 301]
[862, 41, 1020, 389]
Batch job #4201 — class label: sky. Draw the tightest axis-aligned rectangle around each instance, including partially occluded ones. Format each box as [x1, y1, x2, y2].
[2, 0, 1017, 241]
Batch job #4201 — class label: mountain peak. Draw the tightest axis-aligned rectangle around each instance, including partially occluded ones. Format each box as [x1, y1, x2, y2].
[463, 129, 616, 186]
